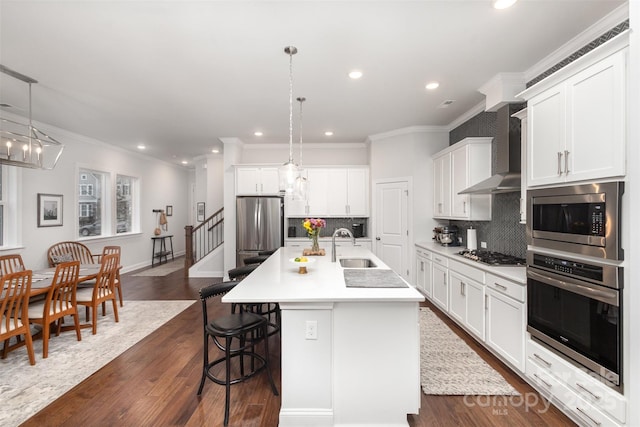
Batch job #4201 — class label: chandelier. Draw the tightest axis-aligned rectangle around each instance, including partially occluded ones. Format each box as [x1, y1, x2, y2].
[0, 64, 64, 169]
[278, 46, 300, 197]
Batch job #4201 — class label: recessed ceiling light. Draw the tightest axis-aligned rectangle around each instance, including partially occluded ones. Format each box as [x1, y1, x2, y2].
[348, 70, 363, 80]
[137, 144, 146, 150]
[181, 160, 188, 165]
[325, 131, 334, 136]
[425, 82, 440, 90]
[254, 131, 263, 136]
[211, 148, 220, 154]
[492, 0, 517, 9]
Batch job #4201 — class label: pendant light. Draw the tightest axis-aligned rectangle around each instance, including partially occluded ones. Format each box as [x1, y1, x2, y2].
[278, 46, 300, 197]
[294, 96, 308, 200]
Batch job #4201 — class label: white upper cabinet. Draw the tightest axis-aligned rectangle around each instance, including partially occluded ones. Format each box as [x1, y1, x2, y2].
[433, 137, 492, 221]
[236, 166, 280, 195]
[511, 108, 527, 224]
[520, 37, 627, 187]
[285, 167, 370, 217]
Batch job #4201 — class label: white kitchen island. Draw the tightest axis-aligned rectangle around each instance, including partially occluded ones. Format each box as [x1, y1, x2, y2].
[223, 246, 425, 427]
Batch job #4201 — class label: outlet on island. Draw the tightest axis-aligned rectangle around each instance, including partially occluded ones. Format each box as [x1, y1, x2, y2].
[305, 320, 318, 340]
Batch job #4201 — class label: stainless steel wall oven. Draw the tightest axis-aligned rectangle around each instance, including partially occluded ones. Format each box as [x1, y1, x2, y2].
[527, 181, 624, 260]
[527, 250, 622, 390]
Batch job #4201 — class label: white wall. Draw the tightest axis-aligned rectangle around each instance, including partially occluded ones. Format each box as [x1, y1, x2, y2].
[5, 118, 190, 271]
[369, 126, 449, 243]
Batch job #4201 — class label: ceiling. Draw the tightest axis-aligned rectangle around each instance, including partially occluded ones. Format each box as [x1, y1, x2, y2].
[0, 0, 627, 167]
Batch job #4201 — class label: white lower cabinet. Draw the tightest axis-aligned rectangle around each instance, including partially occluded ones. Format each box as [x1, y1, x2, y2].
[485, 287, 525, 372]
[449, 270, 485, 340]
[431, 256, 448, 312]
[526, 338, 626, 426]
[415, 248, 432, 296]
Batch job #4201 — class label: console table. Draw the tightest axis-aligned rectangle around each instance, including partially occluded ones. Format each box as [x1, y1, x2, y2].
[151, 235, 174, 267]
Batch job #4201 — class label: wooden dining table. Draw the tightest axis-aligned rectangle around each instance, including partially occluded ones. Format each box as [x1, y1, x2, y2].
[29, 264, 102, 297]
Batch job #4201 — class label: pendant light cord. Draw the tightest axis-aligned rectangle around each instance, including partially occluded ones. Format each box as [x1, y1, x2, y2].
[288, 49, 294, 164]
[298, 97, 305, 167]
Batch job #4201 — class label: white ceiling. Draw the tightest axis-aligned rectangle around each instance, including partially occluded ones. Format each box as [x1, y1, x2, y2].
[0, 0, 627, 167]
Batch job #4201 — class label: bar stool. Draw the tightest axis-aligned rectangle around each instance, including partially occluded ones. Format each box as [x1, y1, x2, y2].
[243, 255, 270, 265]
[258, 249, 277, 256]
[228, 264, 280, 337]
[197, 282, 278, 426]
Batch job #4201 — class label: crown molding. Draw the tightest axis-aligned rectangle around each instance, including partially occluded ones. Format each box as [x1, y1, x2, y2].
[367, 125, 448, 142]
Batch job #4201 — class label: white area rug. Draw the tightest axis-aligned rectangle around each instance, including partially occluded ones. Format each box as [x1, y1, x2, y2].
[420, 307, 519, 396]
[0, 300, 194, 427]
[131, 259, 184, 276]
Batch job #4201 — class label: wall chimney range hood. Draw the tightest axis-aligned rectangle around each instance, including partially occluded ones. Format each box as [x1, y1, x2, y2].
[459, 104, 521, 194]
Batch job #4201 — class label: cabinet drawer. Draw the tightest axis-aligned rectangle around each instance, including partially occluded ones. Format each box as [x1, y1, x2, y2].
[526, 360, 619, 427]
[432, 254, 448, 267]
[527, 339, 626, 423]
[449, 259, 484, 284]
[416, 247, 432, 260]
[486, 273, 524, 303]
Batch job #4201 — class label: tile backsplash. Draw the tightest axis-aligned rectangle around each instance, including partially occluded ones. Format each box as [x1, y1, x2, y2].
[447, 105, 526, 259]
[287, 218, 369, 239]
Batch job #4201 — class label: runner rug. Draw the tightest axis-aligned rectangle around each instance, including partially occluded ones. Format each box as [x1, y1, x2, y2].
[420, 307, 519, 395]
[131, 259, 184, 277]
[0, 300, 194, 427]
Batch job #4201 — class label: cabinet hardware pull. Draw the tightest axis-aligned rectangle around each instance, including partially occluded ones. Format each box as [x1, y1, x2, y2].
[484, 294, 488, 310]
[564, 150, 570, 174]
[420, 261, 424, 272]
[493, 282, 508, 291]
[575, 407, 601, 426]
[575, 382, 601, 400]
[435, 257, 441, 262]
[256, 184, 259, 192]
[533, 353, 552, 367]
[533, 373, 552, 389]
[557, 152, 563, 175]
[261, 183, 264, 192]
[463, 201, 466, 213]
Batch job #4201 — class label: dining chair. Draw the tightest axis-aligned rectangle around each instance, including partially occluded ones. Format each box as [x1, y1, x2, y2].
[0, 270, 36, 365]
[0, 254, 25, 276]
[197, 282, 278, 426]
[47, 241, 100, 267]
[101, 246, 123, 307]
[28, 261, 82, 358]
[75, 253, 119, 335]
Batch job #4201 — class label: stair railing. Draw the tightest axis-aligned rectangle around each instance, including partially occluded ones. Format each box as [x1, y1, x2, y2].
[184, 207, 224, 273]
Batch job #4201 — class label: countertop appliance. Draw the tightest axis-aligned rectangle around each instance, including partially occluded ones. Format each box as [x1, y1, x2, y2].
[457, 249, 525, 266]
[236, 196, 283, 266]
[351, 223, 364, 238]
[434, 225, 459, 246]
[526, 250, 622, 390]
[528, 181, 624, 260]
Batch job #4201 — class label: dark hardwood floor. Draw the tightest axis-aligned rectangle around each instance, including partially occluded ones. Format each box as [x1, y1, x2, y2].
[22, 261, 575, 426]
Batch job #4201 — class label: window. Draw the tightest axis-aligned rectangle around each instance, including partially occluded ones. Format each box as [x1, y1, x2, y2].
[78, 168, 105, 238]
[77, 168, 138, 237]
[0, 165, 19, 248]
[116, 174, 136, 234]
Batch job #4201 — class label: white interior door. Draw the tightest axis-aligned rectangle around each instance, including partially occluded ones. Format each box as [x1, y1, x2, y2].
[374, 180, 409, 279]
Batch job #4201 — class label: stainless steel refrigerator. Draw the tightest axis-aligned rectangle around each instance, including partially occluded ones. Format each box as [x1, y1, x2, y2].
[236, 196, 284, 266]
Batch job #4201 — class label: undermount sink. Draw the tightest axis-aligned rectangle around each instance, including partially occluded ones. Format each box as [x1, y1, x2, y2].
[339, 258, 377, 268]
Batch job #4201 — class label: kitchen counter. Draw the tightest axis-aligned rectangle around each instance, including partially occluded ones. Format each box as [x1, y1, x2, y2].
[415, 241, 526, 284]
[224, 246, 423, 426]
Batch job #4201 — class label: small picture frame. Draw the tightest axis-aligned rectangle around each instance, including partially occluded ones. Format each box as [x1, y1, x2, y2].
[38, 193, 63, 227]
[165, 205, 173, 216]
[197, 202, 205, 222]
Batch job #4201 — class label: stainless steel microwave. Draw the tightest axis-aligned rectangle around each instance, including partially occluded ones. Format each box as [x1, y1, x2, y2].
[527, 182, 624, 260]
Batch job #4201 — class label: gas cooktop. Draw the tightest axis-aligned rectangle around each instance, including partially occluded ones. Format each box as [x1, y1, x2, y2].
[457, 250, 526, 266]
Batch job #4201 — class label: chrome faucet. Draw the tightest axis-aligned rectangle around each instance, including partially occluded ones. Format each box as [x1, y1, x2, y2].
[331, 227, 356, 262]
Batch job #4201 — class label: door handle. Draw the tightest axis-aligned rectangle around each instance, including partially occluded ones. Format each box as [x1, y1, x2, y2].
[376, 237, 381, 241]
[557, 152, 563, 175]
[564, 150, 570, 174]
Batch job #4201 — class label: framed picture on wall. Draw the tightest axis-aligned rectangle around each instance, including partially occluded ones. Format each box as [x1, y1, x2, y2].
[38, 193, 63, 227]
[166, 205, 173, 216]
[197, 202, 205, 222]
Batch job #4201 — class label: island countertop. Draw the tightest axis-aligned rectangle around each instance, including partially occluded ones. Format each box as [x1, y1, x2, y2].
[223, 246, 424, 304]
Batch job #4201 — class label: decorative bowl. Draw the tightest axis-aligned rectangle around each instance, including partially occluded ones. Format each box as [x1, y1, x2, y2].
[289, 257, 316, 274]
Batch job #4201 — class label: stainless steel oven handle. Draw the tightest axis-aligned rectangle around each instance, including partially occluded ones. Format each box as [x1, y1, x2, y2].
[575, 407, 601, 426]
[527, 269, 618, 306]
